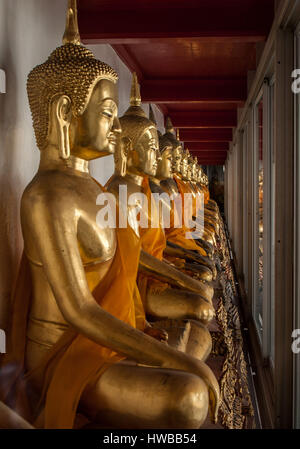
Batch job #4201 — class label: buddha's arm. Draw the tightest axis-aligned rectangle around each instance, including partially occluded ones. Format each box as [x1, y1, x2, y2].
[139, 249, 213, 301]
[164, 241, 215, 270]
[23, 200, 219, 420]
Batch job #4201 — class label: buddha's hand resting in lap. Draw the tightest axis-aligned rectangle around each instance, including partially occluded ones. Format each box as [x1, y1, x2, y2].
[144, 325, 169, 344]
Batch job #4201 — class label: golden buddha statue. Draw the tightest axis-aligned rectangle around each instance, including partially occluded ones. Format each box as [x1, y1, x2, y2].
[174, 148, 218, 262]
[0, 1, 220, 429]
[107, 75, 215, 323]
[148, 106, 215, 278]
[197, 167, 219, 214]
[194, 166, 224, 259]
[187, 157, 220, 236]
[111, 126, 213, 363]
[160, 122, 216, 255]
[160, 118, 184, 196]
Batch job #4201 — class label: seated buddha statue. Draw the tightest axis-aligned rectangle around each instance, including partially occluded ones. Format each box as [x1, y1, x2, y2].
[106, 74, 215, 323]
[195, 168, 221, 229]
[147, 106, 215, 278]
[159, 121, 216, 253]
[181, 151, 215, 233]
[111, 122, 213, 363]
[0, 1, 220, 429]
[187, 155, 220, 236]
[197, 167, 219, 214]
[174, 149, 218, 266]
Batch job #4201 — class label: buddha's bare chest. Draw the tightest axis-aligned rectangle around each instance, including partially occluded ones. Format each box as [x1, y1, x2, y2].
[76, 201, 116, 265]
[67, 179, 117, 265]
[24, 175, 117, 266]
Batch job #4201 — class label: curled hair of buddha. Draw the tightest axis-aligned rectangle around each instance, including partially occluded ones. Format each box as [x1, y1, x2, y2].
[120, 73, 157, 148]
[27, 43, 118, 150]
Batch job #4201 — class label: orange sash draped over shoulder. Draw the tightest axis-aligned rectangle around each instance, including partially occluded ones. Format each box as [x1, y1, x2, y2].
[170, 175, 207, 257]
[174, 174, 198, 216]
[137, 177, 168, 304]
[0, 184, 145, 429]
[139, 177, 166, 261]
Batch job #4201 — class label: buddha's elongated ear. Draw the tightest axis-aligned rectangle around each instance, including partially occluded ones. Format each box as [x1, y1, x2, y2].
[55, 95, 72, 160]
[121, 136, 132, 155]
[123, 136, 139, 170]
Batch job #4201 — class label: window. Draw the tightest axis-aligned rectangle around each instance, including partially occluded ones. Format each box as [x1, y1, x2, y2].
[252, 80, 275, 356]
[242, 125, 249, 294]
[253, 92, 264, 340]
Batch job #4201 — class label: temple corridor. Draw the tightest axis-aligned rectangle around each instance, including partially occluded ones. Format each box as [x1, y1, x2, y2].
[0, 0, 300, 432]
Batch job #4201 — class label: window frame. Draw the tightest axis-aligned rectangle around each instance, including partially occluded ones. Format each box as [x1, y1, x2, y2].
[252, 87, 264, 342]
[293, 23, 300, 430]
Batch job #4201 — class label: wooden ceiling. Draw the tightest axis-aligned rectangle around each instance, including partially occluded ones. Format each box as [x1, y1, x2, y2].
[78, 0, 275, 165]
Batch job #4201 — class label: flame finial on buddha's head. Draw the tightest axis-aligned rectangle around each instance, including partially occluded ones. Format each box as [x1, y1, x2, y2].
[62, 0, 81, 45]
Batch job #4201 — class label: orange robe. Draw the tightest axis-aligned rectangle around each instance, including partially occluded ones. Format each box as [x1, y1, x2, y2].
[0, 190, 145, 429]
[173, 174, 209, 252]
[198, 184, 210, 205]
[137, 177, 169, 304]
[160, 180, 207, 257]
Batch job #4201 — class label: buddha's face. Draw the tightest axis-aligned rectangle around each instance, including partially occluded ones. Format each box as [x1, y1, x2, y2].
[135, 126, 159, 176]
[197, 167, 203, 183]
[172, 146, 182, 173]
[156, 146, 173, 180]
[70, 79, 121, 160]
[181, 155, 189, 179]
[186, 162, 193, 181]
[192, 162, 198, 181]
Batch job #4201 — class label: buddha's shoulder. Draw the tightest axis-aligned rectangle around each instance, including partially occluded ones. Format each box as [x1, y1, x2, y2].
[22, 170, 92, 210]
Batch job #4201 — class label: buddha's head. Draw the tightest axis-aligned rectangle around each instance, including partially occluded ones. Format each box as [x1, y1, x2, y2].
[161, 118, 182, 174]
[191, 156, 198, 182]
[181, 150, 189, 180]
[148, 105, 173, 181]
[199, 167, 208, 186]
[27, 0, 120, 161]
[204, 173, 209, 187]
[120, 74, 159, 177]
[185, 150, 194, 182]
[197, 165, 203, 184]
[156, 134, 173, 180]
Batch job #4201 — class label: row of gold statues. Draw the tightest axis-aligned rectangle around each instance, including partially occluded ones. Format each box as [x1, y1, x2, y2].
[0, 0, 225, 429]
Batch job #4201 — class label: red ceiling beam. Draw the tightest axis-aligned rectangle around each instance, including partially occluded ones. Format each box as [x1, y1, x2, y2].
[141, 79, 247, 103]
[188, 151, 227, 159]
[179, 129, 232, 142]
[112, 45, 143, 81]
[170, 111, 237, 128]
[198, 163, 226, 165]
[197, 157, 226, 161]
[184, 142, 229, 151]
[79, 4, 272, 44]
